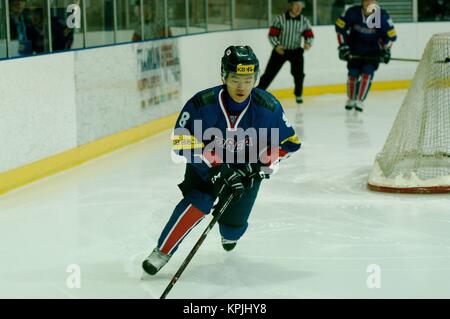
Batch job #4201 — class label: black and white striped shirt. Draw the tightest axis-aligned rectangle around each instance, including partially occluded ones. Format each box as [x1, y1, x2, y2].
[269, 12, 314, 50]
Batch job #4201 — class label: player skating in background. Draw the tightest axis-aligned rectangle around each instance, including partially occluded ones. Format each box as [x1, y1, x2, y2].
[257, 0, 314, 105]
[335, 0, 397, 112]
[142, 46, 301, 276]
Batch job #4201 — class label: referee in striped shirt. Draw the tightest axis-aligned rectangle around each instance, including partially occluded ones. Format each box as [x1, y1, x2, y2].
[257, 0, 314, 104]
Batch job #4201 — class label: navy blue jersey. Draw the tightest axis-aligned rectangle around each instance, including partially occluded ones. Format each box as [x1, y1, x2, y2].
[172, 85, 301, 181]
[335, 5, 397, 55]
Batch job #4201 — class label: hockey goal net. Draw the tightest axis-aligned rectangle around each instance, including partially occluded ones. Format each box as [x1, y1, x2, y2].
[368, 33, 450, 193]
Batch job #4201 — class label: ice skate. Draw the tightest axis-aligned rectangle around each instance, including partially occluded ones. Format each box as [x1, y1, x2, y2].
[296, 96, 303, 105]
[142, 247, 171, 276]
[221, 237, 238, 251]
[354, 100, 364, 112]
[345, 99, 356, 111]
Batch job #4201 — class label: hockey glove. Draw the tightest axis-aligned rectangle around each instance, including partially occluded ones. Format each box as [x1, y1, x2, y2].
[209, 164, 245, 200]
[237, 163, 271, 189]
[379, 48, 391, 64]
[338, 44, 351, 61]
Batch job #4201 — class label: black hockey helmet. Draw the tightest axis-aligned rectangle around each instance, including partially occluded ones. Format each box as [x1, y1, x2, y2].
[221, 45, 259, 81]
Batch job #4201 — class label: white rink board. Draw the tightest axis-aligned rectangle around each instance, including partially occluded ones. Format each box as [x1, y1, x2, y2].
[74, 40, 182, 145]
[178, 22, 450, 102]
[0, 39, 182, 172]
[0, 53, 77, 172]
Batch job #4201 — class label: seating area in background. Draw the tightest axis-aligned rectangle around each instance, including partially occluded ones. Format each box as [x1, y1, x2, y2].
[1, 0, 449, 59]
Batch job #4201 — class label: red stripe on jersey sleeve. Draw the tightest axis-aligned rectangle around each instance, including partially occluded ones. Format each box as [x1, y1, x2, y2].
[269, 27, 281, 37]
[203, 150, 222, 167]
[260, 146, 288, 166]
[303, 29, 314, 38]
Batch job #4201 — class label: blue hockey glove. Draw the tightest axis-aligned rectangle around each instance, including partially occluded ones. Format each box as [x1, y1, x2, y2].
[209, 164, 245, 200]
[338, 44, 351, 61]
[379, 48, 391, 64]
[237, 163, 271, 189]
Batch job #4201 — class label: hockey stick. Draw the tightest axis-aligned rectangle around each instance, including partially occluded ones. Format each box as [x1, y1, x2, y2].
[389, 57, 450, 63]
[390, 57, 420, 62]
[349, 54, 420, 63]
[349, 55, 450, 63]
[388, 57, 450, 63]
[160, 192, 235, 299]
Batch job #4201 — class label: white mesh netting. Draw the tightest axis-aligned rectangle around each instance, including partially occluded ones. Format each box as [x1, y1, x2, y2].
[368, 33, 450, 193]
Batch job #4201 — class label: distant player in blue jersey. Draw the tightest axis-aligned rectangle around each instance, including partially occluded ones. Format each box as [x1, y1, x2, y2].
[335, 0, 397, 112]
[142, 46, 301, 275]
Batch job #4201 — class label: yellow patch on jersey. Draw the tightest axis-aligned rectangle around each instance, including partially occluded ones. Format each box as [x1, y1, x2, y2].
[236, 64, 255, 75]
[387, 29, 397, 38]
[335, 18, 346, 29]
[172, 135, 204, 150]
[281, 134, 301, 145]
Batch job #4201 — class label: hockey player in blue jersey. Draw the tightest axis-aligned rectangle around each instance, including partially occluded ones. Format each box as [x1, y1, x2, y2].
[142, 45, 301, 275]
[335, 0, 397, 112]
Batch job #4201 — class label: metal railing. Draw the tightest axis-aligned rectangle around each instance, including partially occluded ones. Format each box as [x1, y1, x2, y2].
[0, 0, 441, 60]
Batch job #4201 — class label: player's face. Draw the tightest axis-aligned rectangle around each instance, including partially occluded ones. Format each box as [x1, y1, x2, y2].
[10, 0, 26, 15]
[225, 73, 255, 103]
[134, 4, 152, 19]
[289, 2, 304, 17]
[30, 11, 40, 26]
[362, 0, 377, 13]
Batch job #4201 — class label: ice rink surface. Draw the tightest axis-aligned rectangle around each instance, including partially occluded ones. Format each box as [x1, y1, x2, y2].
[1, 89, 449, 299]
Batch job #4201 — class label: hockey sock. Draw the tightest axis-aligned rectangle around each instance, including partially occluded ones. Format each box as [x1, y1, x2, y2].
[158, 200, 206, 255]
[347, 76, 358, 101]
[357, 73, 372, 102]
